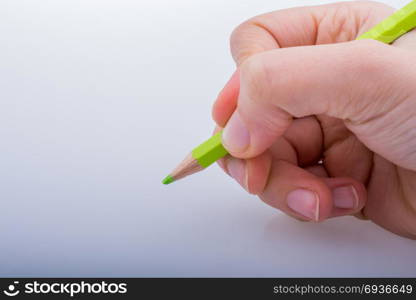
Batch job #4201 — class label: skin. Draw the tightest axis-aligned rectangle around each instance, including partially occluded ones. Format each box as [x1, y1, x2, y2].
[212, 1, 416, 239]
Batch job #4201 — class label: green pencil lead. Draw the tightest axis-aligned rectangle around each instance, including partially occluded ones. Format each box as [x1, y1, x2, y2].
[162, 175, 174, 185]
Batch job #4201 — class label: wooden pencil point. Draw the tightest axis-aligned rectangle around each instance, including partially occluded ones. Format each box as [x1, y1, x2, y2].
[162, 131, 228, 185]
[163, 153, 204, 185]
[162, 175, 174, 185]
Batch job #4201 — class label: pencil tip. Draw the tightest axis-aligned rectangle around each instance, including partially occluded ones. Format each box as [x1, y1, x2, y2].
[162, 175, 174, 185]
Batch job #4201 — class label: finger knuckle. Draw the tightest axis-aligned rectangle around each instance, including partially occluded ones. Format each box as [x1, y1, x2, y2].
[230, 21, 250, 46]
[230, 21, 253, 63]
[240, 53, 271, 104]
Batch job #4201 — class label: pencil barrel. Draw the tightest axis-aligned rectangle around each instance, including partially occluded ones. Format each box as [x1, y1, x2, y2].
[191, 131, 228, 168]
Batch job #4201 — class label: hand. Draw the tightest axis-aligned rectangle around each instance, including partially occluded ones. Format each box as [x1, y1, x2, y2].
[212, 1, 416, 239]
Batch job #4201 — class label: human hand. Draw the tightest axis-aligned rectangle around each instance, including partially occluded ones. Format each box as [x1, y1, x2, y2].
[212, 1, 416, 239]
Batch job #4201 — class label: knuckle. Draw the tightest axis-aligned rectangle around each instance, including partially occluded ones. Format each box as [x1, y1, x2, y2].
[229, 21, 254, 64]
[229, 15, 271, 65]
[230, 15, 264, 44]
[239, 53, 291, 132]
[239, 53, 271, 104]
[321, 3, 359, 42]
[230, 21, 250, 46]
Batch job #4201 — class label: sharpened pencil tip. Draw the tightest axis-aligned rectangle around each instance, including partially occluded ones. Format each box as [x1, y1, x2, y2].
[162, 175, 174, 185]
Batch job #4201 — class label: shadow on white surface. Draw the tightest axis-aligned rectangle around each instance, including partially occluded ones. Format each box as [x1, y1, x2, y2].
[261, 214, 415, 276]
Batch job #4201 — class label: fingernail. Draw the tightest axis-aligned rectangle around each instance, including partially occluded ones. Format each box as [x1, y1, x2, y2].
[227, 157, 247, 189]
[287, 189, 319, 221]
[222, 112, 250, 153]
[333, 185, 358, 209]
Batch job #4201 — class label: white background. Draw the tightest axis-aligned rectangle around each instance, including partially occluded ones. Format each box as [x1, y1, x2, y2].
[0, 0, 415, 276]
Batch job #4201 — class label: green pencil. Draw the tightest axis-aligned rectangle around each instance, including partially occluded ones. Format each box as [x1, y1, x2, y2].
[162, 131, 227, 184]
[162, 0, 416, 185]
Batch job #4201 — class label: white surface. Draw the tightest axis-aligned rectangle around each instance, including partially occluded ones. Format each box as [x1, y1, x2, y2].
[0, 0, 415, 277]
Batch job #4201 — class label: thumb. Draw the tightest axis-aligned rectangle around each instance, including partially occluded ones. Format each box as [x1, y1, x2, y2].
[222, 39, 416, 170]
